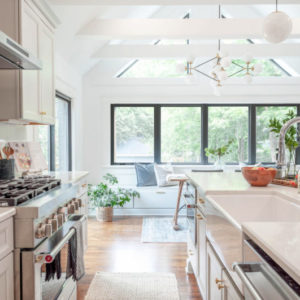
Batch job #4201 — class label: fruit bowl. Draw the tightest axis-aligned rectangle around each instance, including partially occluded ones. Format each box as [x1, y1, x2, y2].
[241, 167, 277, 187]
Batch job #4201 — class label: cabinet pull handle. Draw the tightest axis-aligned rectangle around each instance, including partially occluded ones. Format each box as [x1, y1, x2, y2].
[40, 111, 47, 115]
[198, 198, 205, 204]
[215, 278, 224, 284]
[197, 214, 203, 220]
[218, 284, 225, 290]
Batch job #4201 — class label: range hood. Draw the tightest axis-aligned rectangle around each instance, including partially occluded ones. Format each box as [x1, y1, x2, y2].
[0, 31, 42, 70]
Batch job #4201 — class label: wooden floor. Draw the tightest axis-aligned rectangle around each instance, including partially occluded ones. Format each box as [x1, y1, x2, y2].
[77, 216, 202, 300]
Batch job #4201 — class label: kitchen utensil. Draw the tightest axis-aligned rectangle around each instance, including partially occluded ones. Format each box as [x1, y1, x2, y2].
[2, 144, 14, 160]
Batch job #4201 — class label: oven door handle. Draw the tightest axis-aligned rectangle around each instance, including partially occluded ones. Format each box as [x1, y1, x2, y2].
[233, 263, 263, 300]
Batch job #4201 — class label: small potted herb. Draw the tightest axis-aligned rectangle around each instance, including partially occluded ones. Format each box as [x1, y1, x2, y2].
[88, 173, 140, 222]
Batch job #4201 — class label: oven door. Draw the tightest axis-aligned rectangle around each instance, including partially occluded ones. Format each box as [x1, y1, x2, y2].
[21, 215, 85, 300]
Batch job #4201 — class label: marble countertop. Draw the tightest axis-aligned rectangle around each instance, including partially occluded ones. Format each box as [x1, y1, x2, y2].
[42, 171, 89, 184]
[243, 222, 300, 285]
[0, 207, 16, 222]
[187, 172, 300, 286]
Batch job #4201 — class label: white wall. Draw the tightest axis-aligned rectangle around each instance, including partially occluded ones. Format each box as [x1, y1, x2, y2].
[81, 63, 300, 184]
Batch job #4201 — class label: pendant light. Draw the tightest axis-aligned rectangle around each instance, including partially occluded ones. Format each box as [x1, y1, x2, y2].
[263, 0, 293, 43]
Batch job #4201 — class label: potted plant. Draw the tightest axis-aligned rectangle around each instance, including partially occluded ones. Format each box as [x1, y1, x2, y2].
[88, 173, 140, 222]
[268, 110, 299, 178]
[205, 140, 233, 168]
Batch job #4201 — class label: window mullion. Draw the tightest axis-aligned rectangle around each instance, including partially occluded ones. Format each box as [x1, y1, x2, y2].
[249, 105, 256, 165]
[296, 105, 300, 165]
[154, 105, 161, 164]
[201, 105, 208, 164]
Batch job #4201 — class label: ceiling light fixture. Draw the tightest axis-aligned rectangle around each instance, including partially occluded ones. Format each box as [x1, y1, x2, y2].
[263, 0, 293, 43]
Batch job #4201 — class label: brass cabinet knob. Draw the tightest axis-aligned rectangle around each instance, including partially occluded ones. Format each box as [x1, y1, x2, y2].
[215, 278, 224, 284]
[198, 197, 205, 204]
[197, 214, 203, 220]
[40, 111, 47, 115]
[218, 284, 225, 290]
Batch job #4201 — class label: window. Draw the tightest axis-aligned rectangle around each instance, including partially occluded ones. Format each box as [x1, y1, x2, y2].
[161, 106, 201, 163]
[113, 106, 154, 163]
[111, 104, 300, 165]
[54, 96, 72, 171]
[208, 106, 248, 163]
[256, 106, 297, 163]
[37, 92, 72, 171]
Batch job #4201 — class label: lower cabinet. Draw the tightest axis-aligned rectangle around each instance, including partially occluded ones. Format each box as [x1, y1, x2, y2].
[207, 243, 223, 300]
[0, 252, 14, 300]
[221, 269, 243, 300]
[197, 207, 206, 298]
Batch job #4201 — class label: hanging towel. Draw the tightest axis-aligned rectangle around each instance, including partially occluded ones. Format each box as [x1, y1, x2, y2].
[66, 218, 85, 281]
[45, 251, 61, 281]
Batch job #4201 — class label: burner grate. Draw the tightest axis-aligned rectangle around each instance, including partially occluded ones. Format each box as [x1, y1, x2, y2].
[0, 176, 61, 207]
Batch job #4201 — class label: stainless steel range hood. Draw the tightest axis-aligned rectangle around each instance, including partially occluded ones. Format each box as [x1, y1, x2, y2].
[0, 31, 42, 70]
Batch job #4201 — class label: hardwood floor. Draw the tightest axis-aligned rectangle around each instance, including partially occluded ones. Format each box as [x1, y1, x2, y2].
[77, 216, 202, 300]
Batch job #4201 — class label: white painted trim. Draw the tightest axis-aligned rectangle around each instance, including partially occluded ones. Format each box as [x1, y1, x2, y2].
[78, 18, 300, 40]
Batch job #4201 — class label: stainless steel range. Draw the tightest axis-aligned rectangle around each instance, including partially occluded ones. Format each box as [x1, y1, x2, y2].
[2, 175, 88, 300]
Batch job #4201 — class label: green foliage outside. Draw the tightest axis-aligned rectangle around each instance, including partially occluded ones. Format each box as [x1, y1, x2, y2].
[88, 173, 140, 208]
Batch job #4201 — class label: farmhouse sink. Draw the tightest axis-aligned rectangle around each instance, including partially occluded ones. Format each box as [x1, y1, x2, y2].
[207, 191, 300, 227]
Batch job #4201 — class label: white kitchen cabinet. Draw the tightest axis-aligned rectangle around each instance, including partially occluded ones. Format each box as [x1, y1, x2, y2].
[0, 252, 14, 300]
[207, 243, 223, 300]
[0, 0, 56, 124]
[196, 208, 206, 299]
[221, 269, 243, 300]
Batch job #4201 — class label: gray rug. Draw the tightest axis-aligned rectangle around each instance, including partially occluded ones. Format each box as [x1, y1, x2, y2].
[141, 217, 187, 243]
[85, 272, 180, 300]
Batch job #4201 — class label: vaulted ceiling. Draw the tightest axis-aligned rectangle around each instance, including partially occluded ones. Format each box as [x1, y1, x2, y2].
[47, 0, 300, 77]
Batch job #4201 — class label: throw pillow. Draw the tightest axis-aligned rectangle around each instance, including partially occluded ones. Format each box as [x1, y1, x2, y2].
[154, 164, 177, 187]
[135, 163, 157, 187]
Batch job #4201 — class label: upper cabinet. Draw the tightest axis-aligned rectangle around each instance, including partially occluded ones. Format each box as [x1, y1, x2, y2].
[0, 0, 57, 125]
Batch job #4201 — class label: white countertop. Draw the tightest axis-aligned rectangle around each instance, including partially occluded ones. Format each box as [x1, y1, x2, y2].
[187, 172, 300, 285]
[43, 171, 89, 184]
[0, 207, 16, 222]
[243, 222, 300, 285]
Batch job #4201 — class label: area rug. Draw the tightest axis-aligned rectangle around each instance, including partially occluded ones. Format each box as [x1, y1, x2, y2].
[141, 217, 187, 243]
[85, 272, 180, 300]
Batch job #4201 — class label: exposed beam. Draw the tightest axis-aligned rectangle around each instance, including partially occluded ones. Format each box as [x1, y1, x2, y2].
[93, 44, 300, 58]
[49, 0, 300, 5]
[78, 18, 300, 40]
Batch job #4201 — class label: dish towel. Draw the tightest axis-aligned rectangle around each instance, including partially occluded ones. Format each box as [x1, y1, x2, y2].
[66, 218, 85, 281]
[45, 251, 61, 281]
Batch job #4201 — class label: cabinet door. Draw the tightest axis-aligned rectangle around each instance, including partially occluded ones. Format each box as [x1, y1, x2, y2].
[197, 210, 206, 298]
[39, 23, 55, 124]
[21, 1, 41, 122]
[207, 243, 223, 300]
[0, 253, 14, 300]
[221, 269, 243, 300]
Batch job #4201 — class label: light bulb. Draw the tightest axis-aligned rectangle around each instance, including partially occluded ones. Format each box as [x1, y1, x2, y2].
[263, 11, 293, 44]
[244, 74, 253, 84]
[217, 70, 228, 81]
[220, 57, 232, 68]
[243, 53, 253, 64]
[213, 64, 222, 73]
[210, 79, 217, 87]
[253, 63, 263, 75]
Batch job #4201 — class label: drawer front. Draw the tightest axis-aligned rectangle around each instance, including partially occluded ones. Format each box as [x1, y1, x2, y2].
[0, 218, 13, 260]
[77, 178, 88, 197]
[0, 252, 14, 300]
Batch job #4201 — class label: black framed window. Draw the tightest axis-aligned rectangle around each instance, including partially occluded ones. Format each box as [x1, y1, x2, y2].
[38, 91, 72, 171]
[111, 104, 300, 165]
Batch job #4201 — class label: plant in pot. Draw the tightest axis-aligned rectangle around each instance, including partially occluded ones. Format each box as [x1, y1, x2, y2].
[268, 110, 299, 178]
[205, 140, 233, 169]
[88, 173, 140, 222]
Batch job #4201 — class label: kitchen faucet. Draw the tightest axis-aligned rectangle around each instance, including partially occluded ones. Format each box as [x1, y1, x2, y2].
[277, 116, 300, 170]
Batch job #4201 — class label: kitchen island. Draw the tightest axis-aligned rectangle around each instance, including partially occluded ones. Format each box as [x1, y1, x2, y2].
[186, 172, 300, 300]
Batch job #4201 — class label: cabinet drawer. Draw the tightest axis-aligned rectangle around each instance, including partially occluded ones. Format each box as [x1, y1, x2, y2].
[0, 218, 13, 260]
[0, 252, 14, 300]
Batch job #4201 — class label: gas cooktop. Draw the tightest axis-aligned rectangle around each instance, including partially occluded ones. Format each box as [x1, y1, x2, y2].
[0, 175, 61, 207]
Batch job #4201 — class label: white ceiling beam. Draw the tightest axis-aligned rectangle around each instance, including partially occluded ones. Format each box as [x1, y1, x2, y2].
[49, 0, 300, 5]
[93, 44, 300, 58]
[78, 18, 300, 40]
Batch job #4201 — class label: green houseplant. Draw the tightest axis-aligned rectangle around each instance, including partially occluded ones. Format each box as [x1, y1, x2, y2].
[205, 140, 233, 168]
[88, 173, 140, 222]
[268, 110, 299, 177]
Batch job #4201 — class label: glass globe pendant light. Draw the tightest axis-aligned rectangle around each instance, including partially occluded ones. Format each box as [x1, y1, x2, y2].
[263, 0, 293, 43]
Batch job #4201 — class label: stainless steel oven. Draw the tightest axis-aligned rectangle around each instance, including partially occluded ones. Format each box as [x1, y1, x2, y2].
[184, 182, 197, 246]
[233, 239, 300, 300]
[17, 214, 86, 300]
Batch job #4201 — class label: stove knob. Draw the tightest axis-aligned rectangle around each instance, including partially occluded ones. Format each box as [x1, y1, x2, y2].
[48, 218, 58, 232]
[45, 223, 52, 237]
[68, 203, 75, 214]
[57, 214, 64, 227]
[35, 224, 46, 239]
[73, 200, 79, 211]
[77, 198, 82, 207]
